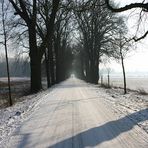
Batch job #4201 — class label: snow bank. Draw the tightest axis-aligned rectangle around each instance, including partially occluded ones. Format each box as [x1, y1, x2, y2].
[0, 89, 52, 145]
[96, 86, 148, 133]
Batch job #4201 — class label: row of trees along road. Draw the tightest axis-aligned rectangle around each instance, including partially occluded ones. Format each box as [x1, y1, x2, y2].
[1, 0, 147, 98]
[0, 0, 74, 94]
[73, 0, 129, 85]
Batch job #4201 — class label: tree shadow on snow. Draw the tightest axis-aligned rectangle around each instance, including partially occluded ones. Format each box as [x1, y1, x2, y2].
[13, 108, 148, 148]
[48, 108, 148, 148]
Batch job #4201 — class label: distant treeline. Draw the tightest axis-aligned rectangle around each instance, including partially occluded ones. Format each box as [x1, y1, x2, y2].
[0, 58, 30, 77]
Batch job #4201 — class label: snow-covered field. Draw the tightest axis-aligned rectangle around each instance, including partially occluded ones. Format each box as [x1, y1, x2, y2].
[0, 78, 147, 147]
[0, 77, 30, 95]
[0, 77, 47, 108]
[102, 75, 148, 92]
[0, 77, 30, 83]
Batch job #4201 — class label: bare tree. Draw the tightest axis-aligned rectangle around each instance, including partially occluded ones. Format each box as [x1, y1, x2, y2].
[74, 0, 123, 84]
[106, 67, 111, 88]
[116, 39, 132, 94]
[54, 3, 73, 83]
[112, 19, 133, 94]
[105, 0, 148, 41]
[9, 0, 60, 92]
[0, 0, 12, 106]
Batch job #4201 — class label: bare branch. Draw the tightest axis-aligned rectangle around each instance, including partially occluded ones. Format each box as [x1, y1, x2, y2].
[133, 30, 148, 41]
[105, 0, 148, 12]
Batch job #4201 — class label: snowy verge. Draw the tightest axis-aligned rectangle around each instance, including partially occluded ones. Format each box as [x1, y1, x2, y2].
[0, 87, 55, 145]
[95, 86, 148, 133]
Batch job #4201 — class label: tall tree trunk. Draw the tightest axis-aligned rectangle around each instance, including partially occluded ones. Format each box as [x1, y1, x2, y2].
[120, 50, 127, 94]
[90, 59, 98, 84]
[107, 72, 110, 88]
[56, 61, 60, 83]
[48, 43, 55, 85]
[54, 36, 61, 83]
[45, 49, 51, 88]
[85, 59, 90, 82]
[30, 56, 42, 93]
[29, 26, 42, 93]
[2, 0, 12, 106]
[4, 35, 12, 106]
[80, 56, 85, 80]
[94, 59, 99, 84]
[98, 59, 100, 81]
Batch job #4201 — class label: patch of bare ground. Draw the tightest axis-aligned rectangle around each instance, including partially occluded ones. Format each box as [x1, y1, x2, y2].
[0, 81, 30, 108]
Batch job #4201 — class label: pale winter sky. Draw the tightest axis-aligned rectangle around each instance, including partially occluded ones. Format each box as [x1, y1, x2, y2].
[106, 0, 148, 73]
[0, 0, 148, 73]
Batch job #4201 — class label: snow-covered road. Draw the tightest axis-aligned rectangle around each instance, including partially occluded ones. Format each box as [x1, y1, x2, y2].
[3, 78, 148, 148]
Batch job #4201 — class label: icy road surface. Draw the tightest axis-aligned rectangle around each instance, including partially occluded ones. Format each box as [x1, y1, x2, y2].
[3, 78, 148, 148]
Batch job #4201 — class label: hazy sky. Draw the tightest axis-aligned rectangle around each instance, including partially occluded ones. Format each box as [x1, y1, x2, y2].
[108, 0, 148, 73]
[0, 0, 148, 73]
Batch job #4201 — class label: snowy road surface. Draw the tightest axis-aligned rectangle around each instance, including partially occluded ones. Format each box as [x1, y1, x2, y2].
[3, 78, 148, 148]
